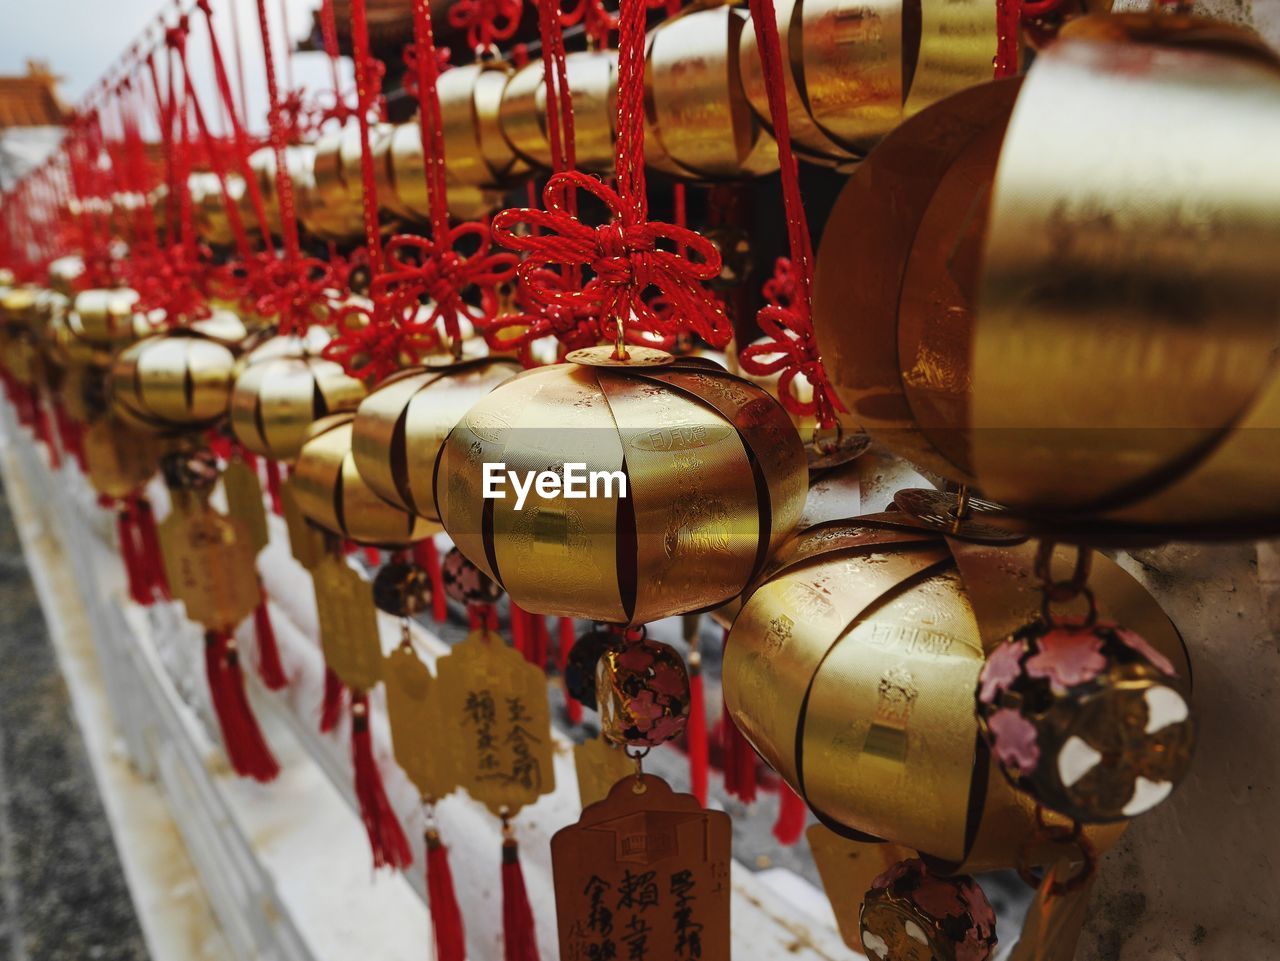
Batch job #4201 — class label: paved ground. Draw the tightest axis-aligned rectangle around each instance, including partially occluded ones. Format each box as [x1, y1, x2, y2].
[0, 477, 149, 961]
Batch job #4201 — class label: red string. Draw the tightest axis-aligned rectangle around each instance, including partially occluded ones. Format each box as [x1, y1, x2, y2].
[994, 0, 1022, 77]
[737, 0, 846, 428]
[347, 0, 385, 274]
[447, 0, 523, 54]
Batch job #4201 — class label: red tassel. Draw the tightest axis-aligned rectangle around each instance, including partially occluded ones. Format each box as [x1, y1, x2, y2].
[321, 665, 347, 733]
[531, 615, 550, 671]
[263, 458, 284, 514]
[414, 538, 448, 623]
[207, 431, 233, 462]
[204, 631, 280, 782]
[116, 507, 150, 606]
[364, 545, 381, 566]
[350, 692, 412, 870]
[133, 497, 171, 600]
[253, 594, 289, 690]
[688, 658, 709, 807]
[773, 782, 808, 846]
[557, 618, 582, 725]
[721, 697, 759, 804]
[510, 603, 528, 658]
[426, 830, 467, 961]
[501, 837, 540, 961]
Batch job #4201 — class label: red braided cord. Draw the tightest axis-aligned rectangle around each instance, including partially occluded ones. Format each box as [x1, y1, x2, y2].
[410, 0, 450, 243]
[613, 0, 646, 229]
[738, 0, 845, 427]
[348, 0, 385, 274]
[994, 0, 1022, 77]
[254, 0, 304, 261]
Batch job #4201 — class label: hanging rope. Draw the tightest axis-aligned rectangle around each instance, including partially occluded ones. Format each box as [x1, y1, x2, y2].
[735, 0, 846, 427]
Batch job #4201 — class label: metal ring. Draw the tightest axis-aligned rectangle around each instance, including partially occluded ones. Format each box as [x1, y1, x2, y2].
[1017, 825, 1096, 895]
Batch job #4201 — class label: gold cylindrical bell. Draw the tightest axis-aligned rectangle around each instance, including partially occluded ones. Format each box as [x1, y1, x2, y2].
[813, 14, 1280, 538]
[307, 129, 381, 242]
[644, 5, 779, 180]
[439, 62, 530, 188]
[47, 256, 85, 297]
[351, 357, 520, 522]
[243, 144, 312, 238]
[230, 337, 367, 461]
[722, 514, 1188, 871]
[385, 121, 501, 223]
[108, 317, 246, 433]
[292, 412, 437, 546]
[437, 348, 808, 624]
[499, 51, 618, 173]
[70, 288, 149, 351]
[191, 171, 254, 248]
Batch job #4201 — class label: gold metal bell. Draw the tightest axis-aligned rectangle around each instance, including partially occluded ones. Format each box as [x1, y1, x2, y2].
[499, 50, 618, 173]
[722, 515, 1188, 870]
[437, 348, 807, 625]
[813, 15, 1280, 538]
[351, 357, 520, 522]
[644, 5, 778, 180]
[438, 62, 530, 187]
[108, 318, 247, 434]
[291, 412, 437, 547]
[70, 288, 150, 350]
[291, 140, 368, 243]
[230, 336, 367, 461]
[597, 637, 691, 747]
[859, 860, 997, 961]
[384, 121, 501, 222]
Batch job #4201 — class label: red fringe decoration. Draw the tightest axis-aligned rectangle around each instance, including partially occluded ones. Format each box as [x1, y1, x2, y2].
[721, 696, 759, 804]
[350, 692, 413, 870]
[501, 837, 540, 961]
[773, 782, 808, 846]
[557, 618, 582, 725]
[688, 660, 709, 807]
[364, 545, 381, 566]
[116, 507, 150, 606]
[321, 665, 347, 733]
[415, 538, 448, 623]
[426, 830, 467, 961]
[264, 459, 284, 514]
[253, 595, 289, 690]
[510, 603, 529, 658]
[132, 497, 171, 600]
[531, 615, 550, 671]
[204, 631, 280, 782]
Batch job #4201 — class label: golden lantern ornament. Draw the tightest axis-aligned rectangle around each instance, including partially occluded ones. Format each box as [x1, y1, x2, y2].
[499, 51, 618, 173]
[351, 357, 521, 523]
[859, 859, 997, 961]
[436, 347, 808, 626]
[230, 339, 367, 462]
[722, 514, 1190, 872]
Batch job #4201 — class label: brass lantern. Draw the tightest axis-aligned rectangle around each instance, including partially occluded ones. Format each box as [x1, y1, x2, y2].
[291, 140, 367, 243]
[351, 357, 520, 522]
[812, 14, 1280, 539]
[291, 412, 437, 546]
[384, 121, 501, 223]
[230, 337, 367, 461]
[438, 62, 529, 188]
[71, 288, 150, 351]
[436, 349, 808, 625]
[499, 50, 618, 173]
[644, 5, 778, 180]
[108, 316, 247, 434]
[722, 514, 1189, 871]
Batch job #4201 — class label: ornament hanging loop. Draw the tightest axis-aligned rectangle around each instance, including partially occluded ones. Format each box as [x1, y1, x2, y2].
[1017, 812, 1096, 895]
[625, 746, 649, 792]
[1035, 541, 1097, 627]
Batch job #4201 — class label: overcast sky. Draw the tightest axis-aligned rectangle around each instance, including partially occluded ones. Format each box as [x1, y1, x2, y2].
[0, 0, 352, 136]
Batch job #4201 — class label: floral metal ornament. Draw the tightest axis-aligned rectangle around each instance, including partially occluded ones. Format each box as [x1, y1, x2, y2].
[860, 859, 997, 961]
[597, 637, 691, 747]
[976, 616, 1196, 824]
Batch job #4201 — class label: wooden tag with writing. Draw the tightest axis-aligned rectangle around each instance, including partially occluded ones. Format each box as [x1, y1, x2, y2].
[434, 629, 555, 817]
[806, 824, 914, 952]
[281, 476, 325, 570]
[221, 458, 269, 556]
[384, 642, 459, 802]
[574, 736, 634, 809]
[313, 551, 382, 692]
[551, 774, 732, 961]
[83, 418, 160, 500]
[157, 496, 261, 631]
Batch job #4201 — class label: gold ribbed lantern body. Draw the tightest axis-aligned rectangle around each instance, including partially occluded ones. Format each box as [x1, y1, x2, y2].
[723, 516, 1188, 870]
[292, 413, 437, 546]
[439, 63, 530, 187]
[108, 325, 243, 434]
[306, 131, 375, 242]
[970, 16, 1280, 534]
[437, 354, 808, 625]
[499, 51, 618, 172]
[813, 16, 1280, 538]
[230, 343, 367, 461]
[71, 288, 149, 351]
[243, 145, 312, 237]
[644, 6, 778, 180]
[191, 171, 253, 248]
[352, 358, 520, 522]
[386, 122, 500, 222]
[47, 256, 85, 297]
